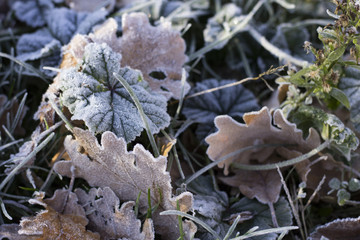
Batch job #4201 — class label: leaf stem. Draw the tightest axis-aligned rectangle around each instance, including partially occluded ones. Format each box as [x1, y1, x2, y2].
[114, 72, 160, 157]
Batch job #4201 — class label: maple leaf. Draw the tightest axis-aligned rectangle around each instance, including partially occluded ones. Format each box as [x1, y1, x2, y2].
[309, 216, 360, 240]
[75, 187, 154, 240]
[54, 128, 197, 240]
[205, 107, 321, 204]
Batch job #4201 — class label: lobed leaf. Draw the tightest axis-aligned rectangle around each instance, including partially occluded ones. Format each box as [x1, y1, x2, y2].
[54, 128, 197, 239]
[58, 43, 170, 142]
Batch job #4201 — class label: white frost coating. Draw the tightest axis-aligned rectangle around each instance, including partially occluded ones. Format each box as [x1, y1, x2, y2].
[58, 43, 170, 142]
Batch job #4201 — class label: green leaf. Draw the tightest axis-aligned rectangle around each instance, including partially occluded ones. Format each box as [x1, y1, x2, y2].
[58, 43, 170, 142]
[329, 88, 350, 109]
[288, 67, 311, 86]
[289, 105, 359, 160]
[339, 67, 360, 132]
[325, 45, 346, 63]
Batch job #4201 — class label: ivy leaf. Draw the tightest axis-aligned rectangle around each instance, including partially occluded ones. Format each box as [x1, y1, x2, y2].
[12, 0, 53, 27]
[289, 105, 359, 160]
[339, 67, 360, 132]
[182, 79, 259, 140]
[226, 197, 293, 240]
[58, 43, 170, 142]
[54, 128, 197, 239]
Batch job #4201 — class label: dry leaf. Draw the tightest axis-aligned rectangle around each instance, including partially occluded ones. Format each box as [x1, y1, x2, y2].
[0, 190, 100, 240]
[119, 13, 189, 100]
[54, 128, 197, 240]
[309, 216, 360, 240]
[205, 107, 321, 204]
[75, 187, 154, 240]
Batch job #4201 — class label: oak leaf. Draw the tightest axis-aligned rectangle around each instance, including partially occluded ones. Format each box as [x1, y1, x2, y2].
[54, 128, 197, 240]
[75, 187, 154, 240]
[205, 107, 321, 204]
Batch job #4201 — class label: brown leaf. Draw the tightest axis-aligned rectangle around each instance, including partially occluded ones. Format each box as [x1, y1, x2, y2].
[205, 107, 321, 204]
[75, 187, 154, 240]
[19, 206, 100, 240]
[54, 128, 196, 240]
[309, 216, 360, 240]
[119, 13, 190, 100]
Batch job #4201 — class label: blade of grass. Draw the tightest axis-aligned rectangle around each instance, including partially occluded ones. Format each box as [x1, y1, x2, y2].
[230, 226, 298, 240]
[114, 72, 160, 157]
[160, 210, 221, 240]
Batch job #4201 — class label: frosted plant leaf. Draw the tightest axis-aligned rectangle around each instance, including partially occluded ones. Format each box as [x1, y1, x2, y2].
[75, 187, 154, 240]
[0, 191, 100, 240]
[16, 29, 62, 62]
[54, 128, 197, 240]
[182, 79, 259, 140]
[205, 107, 321, 203]
[66, 0, 115, 12]
[119, 12, 190, 100]
[12, 0, 53, 27]
[58, 43, 170, 142]
[203, 3, 244, 50]
[339, 67, 360, 132]
[309, 216, 360, 240]
[227, 197, 293, 240]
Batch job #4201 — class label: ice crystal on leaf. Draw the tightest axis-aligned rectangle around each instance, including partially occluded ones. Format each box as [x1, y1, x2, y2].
[58, 43, 170, 142]
[54, 128, 196, 240]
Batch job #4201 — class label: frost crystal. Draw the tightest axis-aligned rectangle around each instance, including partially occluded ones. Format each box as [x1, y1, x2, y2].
[58, 43, 170, 142]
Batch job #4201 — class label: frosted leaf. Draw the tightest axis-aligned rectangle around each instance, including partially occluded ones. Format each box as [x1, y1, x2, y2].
[54, 128, 197, 240]
[12, 0, 53, 27]
[120, 12, 189, 99]
[339, 67, 360, 132]
[58, 43, 170, 142]
[203, 3, 243, 50]
[205, 107, 321, 203]
[75, 187, 154, 240]
[66, 0, 115, 12]
[309, 216, 360, 240]
[16, 29, 62, 62]
[182, 79, 259, 140]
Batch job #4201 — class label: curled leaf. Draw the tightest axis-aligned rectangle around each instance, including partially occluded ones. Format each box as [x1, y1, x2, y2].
[58, 43, 170, 142]
[54, 128, 197, 239]
[205, 107, 321, 203]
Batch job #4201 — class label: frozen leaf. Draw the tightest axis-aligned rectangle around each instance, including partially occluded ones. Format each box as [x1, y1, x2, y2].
[119, 12, 189, 100]
[16, 29, 62, 62]
[66, 0, 115, 12]
[309, 216, 360, 240]
[339, 67, 360, 132]
[182, 79, 259, 140]
[54, 128, 197, 239]
[58, 43, 170, 142]
[0, 224, 34, 240]
[205, 107, 321, 203]
[289, 105, 359, 160]
[75, 187, 154, 240]
[187, 176, 230, 239]
[226, 197, 293, 240]
[203, 3, 243, 49]
[12, 0, 53, 27]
